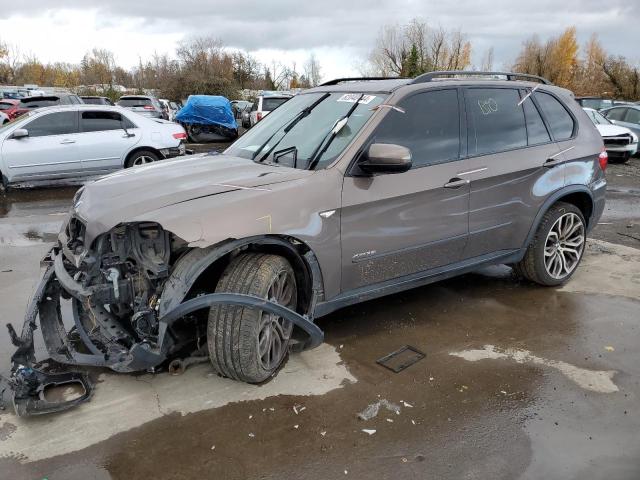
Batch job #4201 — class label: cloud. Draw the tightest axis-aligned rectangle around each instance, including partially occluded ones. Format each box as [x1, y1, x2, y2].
[0, 0, 637, 77]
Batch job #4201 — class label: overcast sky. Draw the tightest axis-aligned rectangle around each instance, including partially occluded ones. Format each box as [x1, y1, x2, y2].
[1, 1, 638, 81]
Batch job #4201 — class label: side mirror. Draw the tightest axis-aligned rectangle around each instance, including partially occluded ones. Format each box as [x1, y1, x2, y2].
[11, 128, 28, 139]
[358, 143, 412, 174]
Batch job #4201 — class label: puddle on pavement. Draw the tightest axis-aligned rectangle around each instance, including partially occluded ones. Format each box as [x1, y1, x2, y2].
[0, 221, 63, 246]
[0, 186, 76, 219]
[0, 238, 637, 479]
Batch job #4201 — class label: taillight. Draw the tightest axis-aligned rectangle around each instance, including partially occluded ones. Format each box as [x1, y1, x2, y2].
[598, 147, 608, 172]
[144, 105, 154, 110]
[173, 132, 187, 140]
[256, 112, 263, 121]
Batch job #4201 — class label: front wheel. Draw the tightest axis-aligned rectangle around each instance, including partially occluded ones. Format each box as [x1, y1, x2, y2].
[207, 253, 298, 383]
[514, 202, 586, 286]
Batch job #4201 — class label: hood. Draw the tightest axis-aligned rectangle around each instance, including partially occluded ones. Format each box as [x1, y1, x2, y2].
[73, 153, 311, 243]
[596, 124, 636, 139]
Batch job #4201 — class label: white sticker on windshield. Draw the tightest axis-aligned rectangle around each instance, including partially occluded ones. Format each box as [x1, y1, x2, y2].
[337, 94, 376, 104]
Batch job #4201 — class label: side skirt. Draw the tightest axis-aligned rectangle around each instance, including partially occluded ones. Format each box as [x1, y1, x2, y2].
[314, 249, 523, 318]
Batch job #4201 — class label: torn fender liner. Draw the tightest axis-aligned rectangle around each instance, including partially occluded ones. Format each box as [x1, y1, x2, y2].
[157, 293, 324, 352]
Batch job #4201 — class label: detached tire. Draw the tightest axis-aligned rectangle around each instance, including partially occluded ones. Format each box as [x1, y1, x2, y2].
[207, 253, 297, 383]
[514, 202, 586, 286]
[125, 150, 159, 168]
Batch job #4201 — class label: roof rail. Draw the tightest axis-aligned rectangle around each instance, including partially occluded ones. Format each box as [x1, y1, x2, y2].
[319, 77, 406, 86]
[411, 71, 551, 85]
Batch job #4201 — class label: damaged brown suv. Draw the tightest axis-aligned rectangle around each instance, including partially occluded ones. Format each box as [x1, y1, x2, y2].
[7, 71, 607, 415]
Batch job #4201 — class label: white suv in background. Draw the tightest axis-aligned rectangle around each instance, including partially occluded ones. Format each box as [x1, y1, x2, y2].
[248, 93, 292, 127]
[0, 105, 187, 188]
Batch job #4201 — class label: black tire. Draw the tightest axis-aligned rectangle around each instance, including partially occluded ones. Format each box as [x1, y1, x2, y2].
[514, 202, 586, 286]
[125, 150, 159, 168]
[207, 253, 298, 383]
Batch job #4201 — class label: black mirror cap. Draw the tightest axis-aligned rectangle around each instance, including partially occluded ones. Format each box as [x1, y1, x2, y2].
[358, 143, 412, 174]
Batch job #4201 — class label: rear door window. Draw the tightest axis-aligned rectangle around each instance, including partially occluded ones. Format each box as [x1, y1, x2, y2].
[521, 95, 551, 144]
[465, 88, 527, 156]
[533, 92, 575, 140]
[373, 89, 460, 167]
[81, 110, 134, 132]
[25, 111, 78, 137]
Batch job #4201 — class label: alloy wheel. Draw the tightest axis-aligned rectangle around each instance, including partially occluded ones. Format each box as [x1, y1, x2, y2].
[544, 212, 585, 280]
[257, 270, 296, 371]
[133, 155, 155, 166]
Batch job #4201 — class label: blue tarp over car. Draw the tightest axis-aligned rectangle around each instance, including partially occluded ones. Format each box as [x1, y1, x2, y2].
[175, 95, 237, 130]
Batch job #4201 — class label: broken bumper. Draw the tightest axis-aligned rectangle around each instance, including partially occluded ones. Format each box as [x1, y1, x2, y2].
[4, 249, 324, 416]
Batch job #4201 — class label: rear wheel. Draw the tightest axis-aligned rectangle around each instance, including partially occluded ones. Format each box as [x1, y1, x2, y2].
[207, 253, 297, 383]
[125, 150, 159, 168]
[514, 202, 586, 286]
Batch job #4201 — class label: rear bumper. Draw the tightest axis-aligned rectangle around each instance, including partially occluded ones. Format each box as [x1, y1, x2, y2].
[160, 143, 186, 159]
[589, 178, 607, 232]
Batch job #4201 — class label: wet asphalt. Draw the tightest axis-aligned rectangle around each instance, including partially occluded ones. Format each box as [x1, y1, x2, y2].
[0, 157, 638, 480]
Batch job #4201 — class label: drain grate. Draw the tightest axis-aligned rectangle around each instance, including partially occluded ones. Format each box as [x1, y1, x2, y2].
[376, 345, 425, 373]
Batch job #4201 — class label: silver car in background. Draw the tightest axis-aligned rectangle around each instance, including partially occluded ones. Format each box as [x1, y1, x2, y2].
[117, 95, 166, 119]
[0, 104, 187, 188]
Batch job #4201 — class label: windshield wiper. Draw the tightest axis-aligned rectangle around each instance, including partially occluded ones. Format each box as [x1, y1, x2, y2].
[306, 94, 364, 170]
[252, 93, 330, 162]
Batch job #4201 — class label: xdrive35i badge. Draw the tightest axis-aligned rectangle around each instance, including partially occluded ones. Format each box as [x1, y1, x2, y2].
[352, 250, 377, 261]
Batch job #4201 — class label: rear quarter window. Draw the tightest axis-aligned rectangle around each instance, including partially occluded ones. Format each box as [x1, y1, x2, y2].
[533, 92, 575, 141]
[465, 88, 527, 156]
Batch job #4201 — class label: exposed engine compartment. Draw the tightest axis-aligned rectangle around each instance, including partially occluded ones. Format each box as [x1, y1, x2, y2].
[3, 219, 324, 416]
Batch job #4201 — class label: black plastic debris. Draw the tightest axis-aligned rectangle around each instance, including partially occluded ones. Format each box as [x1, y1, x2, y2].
[376, 345, 425, 373]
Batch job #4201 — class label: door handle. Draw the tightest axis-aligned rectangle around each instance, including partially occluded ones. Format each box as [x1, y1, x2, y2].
[544, 145, 575, 168]
[122, 133, 135, 138]
[444, 177, 469, 189]
[60, 139, 75, 144]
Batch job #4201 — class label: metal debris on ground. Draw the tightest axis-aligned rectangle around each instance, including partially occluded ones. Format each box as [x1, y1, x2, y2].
[357, 398, 401, 421]
[293, 404, 306, 414]
[376, 345, 425, 373]
[362, 429, 377, 435]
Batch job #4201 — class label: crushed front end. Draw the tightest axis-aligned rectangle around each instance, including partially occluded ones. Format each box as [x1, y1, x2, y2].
[4, 215, 323, 416]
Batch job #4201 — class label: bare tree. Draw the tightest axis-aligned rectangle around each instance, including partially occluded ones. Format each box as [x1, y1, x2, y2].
[481, 47, 494, 71]
[367, 19, 472, 76]
[304, 53, 322, 87]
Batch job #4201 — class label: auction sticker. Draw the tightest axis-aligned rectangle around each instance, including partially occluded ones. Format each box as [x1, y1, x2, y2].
[337, 94, 377, 104]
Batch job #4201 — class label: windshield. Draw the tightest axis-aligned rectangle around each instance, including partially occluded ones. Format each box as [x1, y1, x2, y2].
[82, 97, 104, 105]
[0, 102, 13, 110]
[582, 99, 613, 110]
[585, 108, 612, 126]
[225, 92, 385, 170]
[118, 98, 153, 107]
